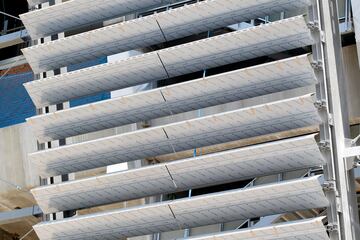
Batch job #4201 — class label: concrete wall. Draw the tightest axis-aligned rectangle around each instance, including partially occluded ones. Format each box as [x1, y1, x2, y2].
[343, 45, 360, 122]
[0, 123, 38, 211]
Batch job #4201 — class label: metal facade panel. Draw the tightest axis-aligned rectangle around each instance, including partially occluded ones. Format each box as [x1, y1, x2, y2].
[24, 52, 166, 107]
[187, 218, 329, 240]
[32, 134, 325, 214]
[24, 16, 314, 108]
[159, 16, 313, 77]
[23, 0, 312, 73]
[29, 94, 321, 177]
[20, 0, 164, 38]
[167, 134, 325, 189]
[27, 54, 316, 142]
[32, 165, 174, 214]
[33, 176, 328, 240]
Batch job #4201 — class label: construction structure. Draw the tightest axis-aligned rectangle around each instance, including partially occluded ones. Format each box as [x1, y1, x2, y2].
[1, 0, 360, 239]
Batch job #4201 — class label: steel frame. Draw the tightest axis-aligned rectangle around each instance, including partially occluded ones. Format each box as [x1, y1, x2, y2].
[312, 0, 360, 239]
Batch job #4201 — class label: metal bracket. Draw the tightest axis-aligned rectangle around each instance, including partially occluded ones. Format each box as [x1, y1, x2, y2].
[319, 30, 326, 43]
[314, 99, 327, 109]
[352, 158, 360, 168]
[350, 134, 360, 146]
[343, 136, 360, 169]
[326, 223, 339, 232]
[311, 60, 323, 71]
[322, 180, 336, 192]
[307, 21, 320, 31]
[318, 140, 331, 151]
[328, 113, 334, 126]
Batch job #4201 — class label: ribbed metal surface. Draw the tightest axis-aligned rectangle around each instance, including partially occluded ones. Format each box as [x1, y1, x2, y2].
[32, 134, 325, 214]
[187, 218, 329, 240]
[21, 0, 164, 38]
[33, 176, 328, 240]
[29, 94, 320, 177]
[27, 54, 316, 143]
[22, 0, 312, 73]
[24, 16, 314, 108]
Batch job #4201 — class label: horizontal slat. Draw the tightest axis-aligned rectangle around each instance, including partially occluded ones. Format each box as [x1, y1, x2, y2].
[20, 0, 164, 39]
[33, 176, 328, 240]
[27, 54, 316, 143]
[24, 15, 314, 108]
[32, 134, 325, 214]
[29, 94, 321, 177]
[22, 0, 312, 73]
[188, 217, 329, 240]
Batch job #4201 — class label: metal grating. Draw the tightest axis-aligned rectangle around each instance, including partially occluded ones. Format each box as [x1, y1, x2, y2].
[20, 0, 164, 39]
[22, 0, 312, 73]
[187, 217, 329, 240]
[32, 134, 325, 214]
[27, 54, 317, 143]
[29, 94, 321, 177]
[24, 15, 314, 108]
[32, 176, 328, 240]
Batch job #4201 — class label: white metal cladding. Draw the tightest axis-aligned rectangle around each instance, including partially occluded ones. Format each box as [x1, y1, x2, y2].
[24, 15, 314, 108]
[20, 0, 164, 39]
[187, 217, 329, 240]
[32, 134, 325, 214]
[27, 54, 316, 143]
[22, 0, 312, 73]
[33, 176, 328, 240]
[29, 94, 321, 177]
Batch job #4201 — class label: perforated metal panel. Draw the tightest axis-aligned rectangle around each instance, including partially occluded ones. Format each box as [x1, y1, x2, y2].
[29, 94, 320, 177]
[187, 218, 329, 240]
[20, 0, 164, 38]
[27, 54, 316, 143]
[33, 176, 328, 240]
[22, 0, 312, 73]
[32, 134, 325, 214]
[24, 16, 314, 108]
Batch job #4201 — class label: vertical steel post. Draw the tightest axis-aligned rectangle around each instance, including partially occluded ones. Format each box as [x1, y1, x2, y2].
[309, 1, 340, 238]
[319, 0, 360, 239]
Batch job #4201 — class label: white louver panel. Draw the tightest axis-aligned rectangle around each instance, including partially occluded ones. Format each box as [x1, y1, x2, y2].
[33, 176, 328, 240]
[20, 0, 164, 39]
[22, 0, 312, 73]
[24, 16, 314, 108]
[29, 94, 320, 177]
[187, 218, 329, 240]
[32, 134, 325, 214]
[27, 54, 316, 143]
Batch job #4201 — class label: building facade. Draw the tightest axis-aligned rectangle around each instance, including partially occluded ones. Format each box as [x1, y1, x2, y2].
[0, 0, 360, 239]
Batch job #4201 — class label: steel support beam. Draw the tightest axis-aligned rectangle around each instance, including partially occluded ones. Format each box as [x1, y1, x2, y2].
[320, 0, 360, 239]
[309, 1, 340, 239]
[0, 206, 42, 225]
